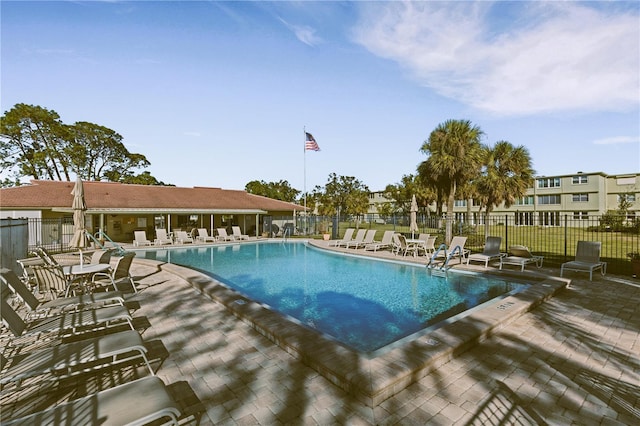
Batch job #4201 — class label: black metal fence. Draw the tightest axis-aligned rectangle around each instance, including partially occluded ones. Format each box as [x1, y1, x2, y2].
[318, 213, 640, 276]
[23, 214, 640, 276]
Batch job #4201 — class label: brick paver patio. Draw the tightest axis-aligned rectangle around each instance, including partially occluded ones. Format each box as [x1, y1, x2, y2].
[2, 242, 639, 425]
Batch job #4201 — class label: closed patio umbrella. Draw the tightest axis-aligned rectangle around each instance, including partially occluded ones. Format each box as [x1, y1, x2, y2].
[410, 194, 418, 239]
[69, 177, 88, 267]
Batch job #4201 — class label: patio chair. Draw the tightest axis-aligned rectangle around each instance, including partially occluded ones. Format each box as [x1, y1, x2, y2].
[328, 228, 355, 247]
[1, 289, 134, 346]
[89, 249, 112, 265]
[466, 236, 506, 268]
[561, 241, 607, 281]
[16, 257, 45, 290]
[133, 231, 152, 247]
[216, 228, 235, 242]
[1, 268, 124, 320]
[364, 230, 394, 252]
[196, 228, 217, 243]
[499, 245, 544, 271]
[232, 226, 250, 240]
[31, 264, 85, 299]
[347, 229, 377, 249]
[1, 376, 183, 426]
[0, 329, 154, 388]
[394, 234, 419, 257]
[154, 229, 174, 245]
[92, 252, 138, 293]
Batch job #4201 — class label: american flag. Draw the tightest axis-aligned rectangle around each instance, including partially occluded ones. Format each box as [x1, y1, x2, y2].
[305, 132, 320, 151]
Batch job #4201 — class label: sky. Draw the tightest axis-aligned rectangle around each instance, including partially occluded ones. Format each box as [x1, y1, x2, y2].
[2, 1, 639, 193]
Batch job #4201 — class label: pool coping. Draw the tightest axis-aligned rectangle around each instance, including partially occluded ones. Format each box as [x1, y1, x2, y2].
[135, 241, 569, 407]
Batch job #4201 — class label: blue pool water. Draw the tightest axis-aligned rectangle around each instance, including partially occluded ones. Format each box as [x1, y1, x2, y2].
[141, 241, 526, 352]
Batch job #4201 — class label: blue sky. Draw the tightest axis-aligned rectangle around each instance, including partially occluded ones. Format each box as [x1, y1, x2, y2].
[2, 1, 639, 192]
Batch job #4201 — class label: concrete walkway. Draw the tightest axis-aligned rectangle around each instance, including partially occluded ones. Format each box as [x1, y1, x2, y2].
[2, 245, 639, 425]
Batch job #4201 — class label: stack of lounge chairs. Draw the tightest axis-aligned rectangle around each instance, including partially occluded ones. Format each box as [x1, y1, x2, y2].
[0, 253, 203, 424]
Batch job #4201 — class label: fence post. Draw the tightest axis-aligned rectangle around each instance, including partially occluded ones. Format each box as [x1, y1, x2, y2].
[504, 215, 508, 249]
[564, 214, 568, 258]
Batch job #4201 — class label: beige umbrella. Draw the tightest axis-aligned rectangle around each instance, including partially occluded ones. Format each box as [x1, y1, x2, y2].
[69, 177, 88, 267]
[409, 194, 419, 239]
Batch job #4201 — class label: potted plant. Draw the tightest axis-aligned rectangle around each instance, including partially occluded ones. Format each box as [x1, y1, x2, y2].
[627, 252, 640, 278]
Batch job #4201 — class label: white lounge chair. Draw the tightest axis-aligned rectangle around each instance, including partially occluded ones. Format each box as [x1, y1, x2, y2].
[365, 230, 394, 252]
[347, 229, 377, 249]
[0, 329, 154, 387]
[133, 231, 152, 247]
[1, 268, 124, 320]
[197, 228, 217, 243]
[466, 236, 506, 268]
[499, 245, 544, 271]
[216, 228, 234, 241]
[154, 229, 173, 245]
[175, 230, 194, 244]
[1, 285, 134, 346]
[328, 228, 355, 247]
[561, 241, 607, 281]
[430, 236, 469, 264]
[232, 226, 250, 240]
[1, 376, 183, 426]
[340, 229, 366, 248]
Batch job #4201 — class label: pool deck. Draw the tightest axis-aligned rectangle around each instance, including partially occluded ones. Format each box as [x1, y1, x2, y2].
[2, 239, 639, 424]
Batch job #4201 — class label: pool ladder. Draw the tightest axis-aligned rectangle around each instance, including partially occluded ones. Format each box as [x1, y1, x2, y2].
[427, 244, 464, 272]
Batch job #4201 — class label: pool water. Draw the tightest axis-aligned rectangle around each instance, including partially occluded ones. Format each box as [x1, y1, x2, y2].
[141, 241, 526, 352]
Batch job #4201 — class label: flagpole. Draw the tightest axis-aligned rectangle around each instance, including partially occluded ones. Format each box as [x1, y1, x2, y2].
[303, 126, 307, 235]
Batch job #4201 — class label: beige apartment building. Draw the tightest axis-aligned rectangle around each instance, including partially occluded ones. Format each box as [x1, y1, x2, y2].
[367, 171, 639, 225]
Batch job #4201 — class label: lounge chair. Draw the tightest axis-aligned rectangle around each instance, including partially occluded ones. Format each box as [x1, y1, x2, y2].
[1, 268, 124, 320]
[1, 376, 182, 426]
[499, 245, 544, 271]
[31, 264, 90, 299]
[232, 226, 250, 240]
[365, 230, 394, 252]
[154, 229, 174, 245]
[340, 229, 366, 248]
[174, 230, 194, 244]
[217, 228, 235, 241]
[91, 252, 138, 293]
[328, 228, 355, 247]
[0, 329, 154, 387]
[196, 228, 217, 243]
[347, 229, 377, 249]
[466, 236, 506, 268]
[1, 289, 134, 346]
[430, 236, 469, 264]
[16, 257, 45, 290]
[133, 231, 152, 247]
[561, 241, 607, 281]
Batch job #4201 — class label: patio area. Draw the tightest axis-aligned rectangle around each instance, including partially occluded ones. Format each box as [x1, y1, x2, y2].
[2, 241, 639, 424]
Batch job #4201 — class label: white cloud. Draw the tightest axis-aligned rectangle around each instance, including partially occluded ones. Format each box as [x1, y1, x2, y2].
[278, 17, 322, 46]
[593, 136, 640, 145]
[352, 2, 639, 116]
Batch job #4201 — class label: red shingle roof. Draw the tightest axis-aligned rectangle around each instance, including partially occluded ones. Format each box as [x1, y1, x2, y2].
[0, 180, 302, 213]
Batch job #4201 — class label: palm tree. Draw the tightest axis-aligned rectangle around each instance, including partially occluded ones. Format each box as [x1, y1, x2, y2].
[419, 119, 484, 244]
[475, 141, 535, 237]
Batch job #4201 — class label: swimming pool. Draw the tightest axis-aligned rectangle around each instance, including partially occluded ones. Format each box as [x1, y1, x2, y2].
[141, 241, 527, 353]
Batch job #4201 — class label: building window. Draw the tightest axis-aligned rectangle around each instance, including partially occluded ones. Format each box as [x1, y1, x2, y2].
[573, 211, 589, 219]
[537, 177, 560, 188]
[472, 199, 482, 207]
[572, 193, 589, 202]
[516, 195, 534, 205]
[539, 211, 560, 226]
[538, 195, 561, 205]
[572, 175, 588, 184]
[454, 200, 467, 207]
[618, 194, 636, 203]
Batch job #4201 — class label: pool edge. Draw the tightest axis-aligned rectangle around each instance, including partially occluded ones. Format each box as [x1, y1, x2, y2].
[135, 257, 568, 407]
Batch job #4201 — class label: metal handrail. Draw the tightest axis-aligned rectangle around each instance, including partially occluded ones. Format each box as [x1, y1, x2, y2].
[427, 244, 448, 269]
[89, 230, 126, 255]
